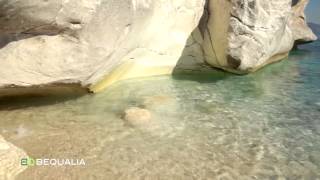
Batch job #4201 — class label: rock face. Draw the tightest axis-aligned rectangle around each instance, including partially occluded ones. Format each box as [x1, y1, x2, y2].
[197, 0, 317, 74]
[0, 0, 205, 94]
[290, 0, 317, 42]
[0, 0, 317, 95]
[0, 135, 27, 179]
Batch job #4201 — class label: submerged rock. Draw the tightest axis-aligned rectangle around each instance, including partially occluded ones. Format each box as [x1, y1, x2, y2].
[124, 107, 152, 126]
[0, 135, 27, 180]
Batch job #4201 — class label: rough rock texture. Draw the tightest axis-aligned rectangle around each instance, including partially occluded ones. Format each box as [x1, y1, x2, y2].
[201, 0, 317, 73]
[0, 0, 205, 94]
[0, 135, 27, 180]
[289, 0, 317, 42]
[0, 0, 317, 95]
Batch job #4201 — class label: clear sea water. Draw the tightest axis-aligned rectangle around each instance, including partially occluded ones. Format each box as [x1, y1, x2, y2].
[0, 41, 319, 179]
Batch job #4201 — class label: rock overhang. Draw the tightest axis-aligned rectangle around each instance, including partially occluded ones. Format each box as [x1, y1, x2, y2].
[0, 0, 317, 97]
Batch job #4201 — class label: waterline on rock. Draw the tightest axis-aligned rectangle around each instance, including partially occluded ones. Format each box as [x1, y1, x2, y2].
[0, 47, 319, 179]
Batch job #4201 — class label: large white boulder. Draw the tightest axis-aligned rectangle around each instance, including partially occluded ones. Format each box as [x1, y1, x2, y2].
[0, 0, 316, 95]
[200, 0, 317, 73]
[0, 0, 205, 94]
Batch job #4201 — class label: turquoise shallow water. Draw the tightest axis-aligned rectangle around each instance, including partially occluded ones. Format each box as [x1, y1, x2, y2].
[0, 41, 319, 179]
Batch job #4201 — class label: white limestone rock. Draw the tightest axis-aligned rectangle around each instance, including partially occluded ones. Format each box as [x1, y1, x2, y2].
[289, 0, 318, 42]
[0, 0, 205, 94]
[202, 0, 317, 73]
[0, 0, 317, 95]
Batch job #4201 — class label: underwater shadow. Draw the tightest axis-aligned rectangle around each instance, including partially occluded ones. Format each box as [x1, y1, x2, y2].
[172, 28, 234, 84]
[295, 40, 320, 54]
[0, 85, 89, 111]
[171, 0, 236, 84]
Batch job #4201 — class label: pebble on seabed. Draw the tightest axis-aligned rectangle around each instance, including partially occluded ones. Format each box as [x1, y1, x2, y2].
[124, 107, 152, 126]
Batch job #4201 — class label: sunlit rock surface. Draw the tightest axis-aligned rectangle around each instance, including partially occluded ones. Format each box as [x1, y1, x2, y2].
[0, 0, 317, 95]
[0, 0, 205, 94]
[0, 135, 27, 180]
[0, 45, 319, 178]
[197, 0, 317, 73]
[290, 0, 317, 42]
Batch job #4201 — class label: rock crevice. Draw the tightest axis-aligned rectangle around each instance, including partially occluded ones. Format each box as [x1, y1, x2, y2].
[0, 0, 317, 96]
